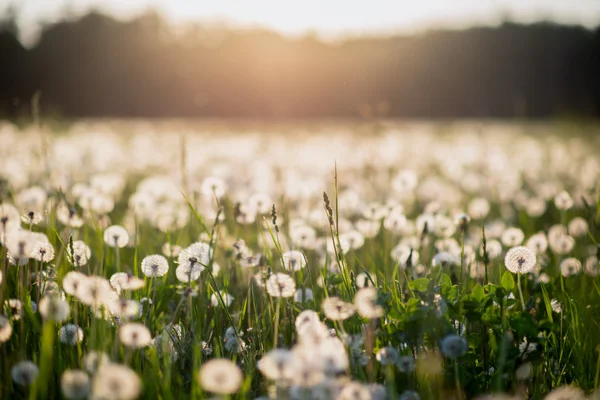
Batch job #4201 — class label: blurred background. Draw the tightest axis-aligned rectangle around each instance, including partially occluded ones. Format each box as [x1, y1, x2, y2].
[1, 0, 600, 121]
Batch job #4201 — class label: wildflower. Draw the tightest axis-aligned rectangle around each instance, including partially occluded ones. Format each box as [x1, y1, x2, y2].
[110, 272, 145, 292]
[39, 296, 70, 321]
[376, 346, 399, 365]
[282, 250, 307, 271]
[501, 227, 525, 247]
[92, 363, 141, 400]
[554, 191, 573, 211]
[356, 218, 381, 238]
[384, 212, 408, 234]
[77, 276, 113, 306]
[68, 240, 91, 267]
[201, 176, 227, 198]
[198, 358, 243, 394]
[211, 291, 234, 307]
[22, 210, 44, 225]
[141, 254, 169, 277]
[11, 361, 39, 386]
[400, 391, 421, 400]
[354, 287, 384, 319]
[0, 315, 12, 343]
[62, 271, 88, 297]
[549, 233, 575, 255]
[0, 203, 21, 237]
[560, 257, 582, 277]
[224, 327, 247, 353]
[83, 351, 110, 374]
[544, 385, 585, 400]
[391, 244, 419, 268]
[440, 334, 468, 358]
[201, 341, 213, 355]
[322, 297, 355, 320]
[341, 230, 366, 250]
[432, 251, 457, 267]
[4, 299, 23, 320]
[289, 224, 317, 249]
[294, 288, 314, 303]
[178, 241, 212, 269]
[59, 324, 84, 345]
[119, 323, 152, 349]
[568, 217, 588, 238]
[355, 272, 375, 288]
[504, 246, 536, 274]
[56, 203, 84, 228]
[103, 225, 130, 248]
[257, 349, 295, 380]
[61, 370, 90, 400]
[585, 256, 599, 277]
[107, 299, 140, 319]
[338, 382, 371, 400]
[526, 232, 548, 254]
[31, 241, 55, 262]
[266, 273, 296, 298]
[295, 310, 321, 332]
[397, 355, 416, 373]
[5, 230, 36, 261]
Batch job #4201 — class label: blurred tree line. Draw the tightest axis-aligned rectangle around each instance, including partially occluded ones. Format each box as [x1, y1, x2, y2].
[1, 11, 599, 119]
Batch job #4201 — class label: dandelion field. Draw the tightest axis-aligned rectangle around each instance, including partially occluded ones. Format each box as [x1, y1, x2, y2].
[1, 120, 600, 400]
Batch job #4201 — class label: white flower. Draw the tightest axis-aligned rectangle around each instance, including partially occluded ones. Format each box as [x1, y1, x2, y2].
[103, 225, 129, 248]
[119, 323, 152, 349]
[92, 363, 141, 400]
[266, 273, 296, 298]
[322, 297, 355, 320]
[141, 254, 169, 277]
[61, 369, 90, 400]
[11, 361, 39, 386]
[39, 296, 70, 322]
[211, 291, 234, 307]
[354, 287, 383, 319]
[198, 358, 243, 395]
[59, 324, 84, 345]
[504, 246, 536, 274]
[282, 250, 307, 271]
[440, 334, 468, 358]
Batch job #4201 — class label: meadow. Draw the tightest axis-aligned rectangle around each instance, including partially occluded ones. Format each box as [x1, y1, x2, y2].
[0, 120, 599, 400]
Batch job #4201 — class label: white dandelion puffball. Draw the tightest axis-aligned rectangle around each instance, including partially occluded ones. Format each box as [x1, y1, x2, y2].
[11, 361, 39, 386]
[103, 225, 130, 248]
[282, 250, 307, 271]
[440, 334, 468, 358]
[61, 369, 90, 400]
[504, 246, 536, 274]
[59, 324, 84, 345]
[119, 323, 152, 349]
[0, 315, 13, 343]
[198, 358, 243, 395]
[354, 287, 384, 319]
[178, 242, 212, 270]
[31, 241, 55, 262]
[39, 296, 71, 322]
[257, 349, 295, 381]
[211, 291, 234, 307]
[92, 363, 141, 400]
[141, 254, 169, 277]
[322, 297, 355, 321]
[266, 273, 296, 298]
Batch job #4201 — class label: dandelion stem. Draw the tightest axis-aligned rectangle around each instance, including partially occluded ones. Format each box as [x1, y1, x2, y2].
[273, 297, 281, 349]
[517, 273, 526, 311]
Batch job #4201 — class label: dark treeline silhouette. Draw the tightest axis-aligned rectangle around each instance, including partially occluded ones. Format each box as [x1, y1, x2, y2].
[1, 11, 600, 119]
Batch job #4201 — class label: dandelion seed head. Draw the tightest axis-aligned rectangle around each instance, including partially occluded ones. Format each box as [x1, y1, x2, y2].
[198, 358, 243, 395]
[504, 246, 536, 274]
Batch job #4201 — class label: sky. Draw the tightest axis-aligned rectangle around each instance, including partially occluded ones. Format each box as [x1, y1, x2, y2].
[4, 0, 600, 45]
